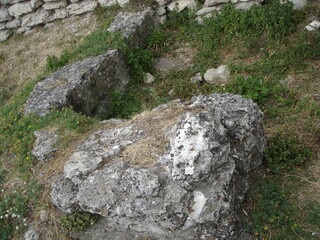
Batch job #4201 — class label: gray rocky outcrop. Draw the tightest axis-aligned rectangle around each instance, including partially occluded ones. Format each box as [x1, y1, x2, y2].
[32, 129, 59, 161]
[24, 49, 130, 117]
[50, 93, 265, 240]
[108, 9, 159, 47]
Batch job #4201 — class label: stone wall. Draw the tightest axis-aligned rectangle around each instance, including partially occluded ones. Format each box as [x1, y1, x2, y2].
[0, 0, 126, 41]
[0, 0, 306, 42]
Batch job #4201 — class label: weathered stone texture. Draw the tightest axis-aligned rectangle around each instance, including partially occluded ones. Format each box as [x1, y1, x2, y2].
[67, 0, 98, 15]
[21, 8, 49, 27]
[32, 130, 59, 161]
[51, 93, 265, 240]
[8, 2, 33, 18]
[108, 9, 159, 47]
[25, 49, 130, 117]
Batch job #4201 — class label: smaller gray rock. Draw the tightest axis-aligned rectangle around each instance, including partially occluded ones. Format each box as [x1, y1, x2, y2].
[117, 0, 130, 7]
[24, 228, 39, 240]
[204, 65, 230, 85]
[166, 0, 197, 12]
[43, 0, 67, 10]
[196, 6, 220, 16]
[190, 73, 203, 84]
[288, 0, 307, 10]
[168, 89, 175, 97]
[144, 73, 155, 84]
[67, 0, 98, 15]
[32, 130, 59, 162]
[108, 9, 159, 47]
[98, 0, 117, 7]
[0, 29, 11, 42]
[204, 0, 229, 7]
[0, 6, 11, 23]
[31, 0, 44, 9]
[21, 8, 50, 27]
[235, 1, 259, 10]
[156, 6, 166, 16]
[305, 20, 320, 31]
[6, 18, 21, 29]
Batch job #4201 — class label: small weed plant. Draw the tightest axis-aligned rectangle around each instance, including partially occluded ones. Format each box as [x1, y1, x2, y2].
[60, 212, 99, 233]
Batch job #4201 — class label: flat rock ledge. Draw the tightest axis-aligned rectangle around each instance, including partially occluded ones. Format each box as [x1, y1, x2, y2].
[24, 49, 130, 117]
[50, 93, 265, 240]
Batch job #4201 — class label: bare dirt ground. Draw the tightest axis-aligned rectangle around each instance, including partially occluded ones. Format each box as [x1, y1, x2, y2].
[0, 13, 98, 99]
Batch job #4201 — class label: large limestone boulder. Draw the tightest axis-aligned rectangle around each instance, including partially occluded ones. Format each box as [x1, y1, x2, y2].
[50, 93, 265, 240]
[108, 9, 159, 47]
[24, 49, 130, 117]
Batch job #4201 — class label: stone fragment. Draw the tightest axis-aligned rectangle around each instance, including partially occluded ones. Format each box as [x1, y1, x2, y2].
[6, 18, 21, 29]
[305, 20, 320, 31]
[288, 0, 307, 10]
[196, 6, 220, 16]
[156, 6, 166, 16]
[156, 0, 171, 6]
[24, 228, 39, 240]
[108, 9, 159, 47]
[64, 126, 143, 184]
[50, 8, 69, 21]
[67, 0, 98, 15]
[31, 130, 59, 162]
[8, 2, 33, 18]
[17, 26, 30, 34]
[204, 0, 229, 7]
[51, 176, 80, 213]
[144, 73, 155, 84]
[43, 0, 67, 10]
[204, 65, 230, 85]
[31, 0, 44, 9]
[1, 0, 29, 4]
[168, 89, 175, 97]
[98, 0, 117, 7]
[0, 6, 11, 23]
[25, 50, 130, 117]
[51, 93, 265, 240]
[0, 29, 11, 42]
[0, 23, 6, 30]
[117, 0, 130, 7]
[21, 8, 49, 27]
[167, 0, 197, 12]
[235, 1, 259, 10]
[190, 73, 203, 84]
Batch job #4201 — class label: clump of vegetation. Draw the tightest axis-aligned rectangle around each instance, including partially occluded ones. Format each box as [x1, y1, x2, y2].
[0, 180, 42, 240]
[60, 212, 99, 233]
[264, 135, 312, 174]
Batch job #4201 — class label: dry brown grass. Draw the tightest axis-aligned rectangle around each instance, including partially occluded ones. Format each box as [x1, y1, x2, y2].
[0, 13, 98, 99]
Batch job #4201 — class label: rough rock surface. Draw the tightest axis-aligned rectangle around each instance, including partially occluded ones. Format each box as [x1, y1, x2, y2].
[67, 0, 98, 15]
[51, 93, 265, 240]
[24, 49, 130, 117]
[108, 9, 159, 47]
[32, 129, 59, 162]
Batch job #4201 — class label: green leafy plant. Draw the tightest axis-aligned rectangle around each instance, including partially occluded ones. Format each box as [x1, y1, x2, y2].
[225, 76, 291, 106]
[60, 212, 99, 233]
[264, 135, 312, 174]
